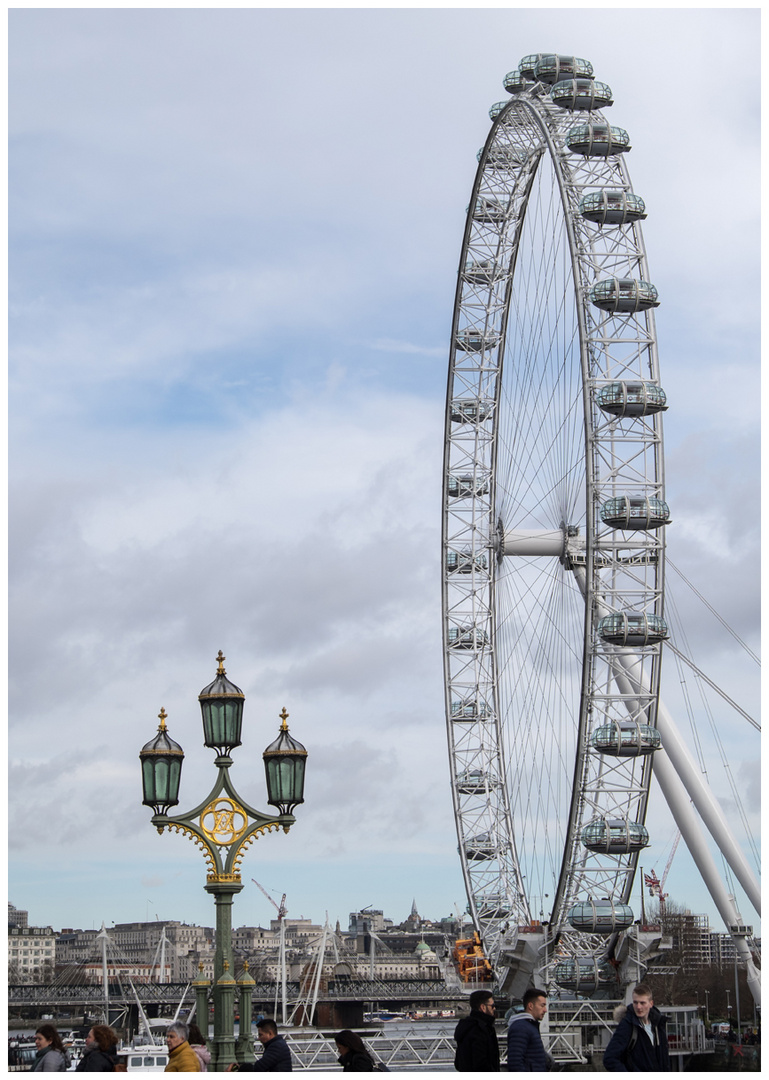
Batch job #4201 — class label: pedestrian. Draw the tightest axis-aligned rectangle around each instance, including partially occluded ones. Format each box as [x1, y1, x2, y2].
[164, 1023, 201, 1072]
[32, 1025, 69, 1072]
[506, 987, 551, 1071]
[334, 1030, 374, 1071]
[76, 1025, 120, 1071]
[226, 1019, 293, 1071]
[187, 1024, 210, 1072]
[604, 983, 671, 1071]
[454, 989, 500, 1071]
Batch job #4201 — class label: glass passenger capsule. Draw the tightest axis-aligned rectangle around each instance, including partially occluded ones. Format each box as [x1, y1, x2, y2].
[448, 625, 490, 650]
[446, 550, 489, 574]
[580, 190, 647, 225]
[463, 259, 506, 285]
[471, 197, 506, 223]
[567, 123, 631, 157]
[455, 328, 500, 352]
[597, 382, 667, 418]
[478, 145, 527, 169]
[447, 474, 490, 498]
[456, 769, 498, 794]
[534, 54, 594, 84]
[551, 79, 613, 111]
[554, 958, 616, 993]
[592, 721, 661, 756]
[450, 398, 492, 423]
[590, 278, 660, 313]
[581, 817, 650, 854]
[568, 898, 635, 933]
[600, 495, 670, 530]
[598, 611, 668, 647]
[503, 69, 526, 94]
[518, 54, 545, 80]
[451, 699, 492, 721]
[464, 832, 496, 861]
[489, 101, 510, 121]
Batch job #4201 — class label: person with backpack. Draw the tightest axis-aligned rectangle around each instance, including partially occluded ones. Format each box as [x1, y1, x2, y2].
[334, 1030, 375, 1072]
[76, 1025, 120, 1071]
[454, 989, 500, 1071]
[604, 983, 671, 1071]
[187, 1024, 210, 1072]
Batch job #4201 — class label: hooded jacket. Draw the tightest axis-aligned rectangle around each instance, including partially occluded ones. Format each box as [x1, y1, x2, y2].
[604, 1003, 670, 1072]
[453, 1009, 500, 1072]
[506, 1012, 549, 1071]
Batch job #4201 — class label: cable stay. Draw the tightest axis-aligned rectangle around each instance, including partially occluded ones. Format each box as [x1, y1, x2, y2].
[667, 558, 760, 666]
[665, 642, 759, 732]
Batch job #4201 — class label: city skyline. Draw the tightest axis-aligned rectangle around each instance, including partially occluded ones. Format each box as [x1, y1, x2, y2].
[9, 10, 760, 940]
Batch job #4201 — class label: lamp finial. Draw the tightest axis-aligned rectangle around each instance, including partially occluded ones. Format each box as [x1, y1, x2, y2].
[158, 707, 168, 732]
[216, 650, 226, 674]
[279, 707, 289, 731]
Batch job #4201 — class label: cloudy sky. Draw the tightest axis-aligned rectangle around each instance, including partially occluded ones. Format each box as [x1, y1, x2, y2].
[9, 8, 760, 942]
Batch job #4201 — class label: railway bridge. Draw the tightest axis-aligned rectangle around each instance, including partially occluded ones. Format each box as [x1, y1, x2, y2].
[9, 977, 469, 1028]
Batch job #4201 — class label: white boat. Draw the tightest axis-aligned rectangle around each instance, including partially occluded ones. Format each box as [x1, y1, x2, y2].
[117, 1044, 169, 1072]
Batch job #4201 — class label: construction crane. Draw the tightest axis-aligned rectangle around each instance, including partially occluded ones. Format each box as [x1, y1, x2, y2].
[644, 829, 682, 917]
[252, 878, 287, 921]
[252, 879, 288, 1024]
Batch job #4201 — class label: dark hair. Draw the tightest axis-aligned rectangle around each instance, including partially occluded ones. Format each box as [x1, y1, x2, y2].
[523, 987, 547, 1009]
[334, 1030, 371, 1057]
[469, 989, 494, 1010]
[187, 1023, 206, 1047]
[257, 1019, 278, 1036]
[633, 983, 654, 1000]
[90, 1025, 118, 1051]
[36, 1025, 65, 1053]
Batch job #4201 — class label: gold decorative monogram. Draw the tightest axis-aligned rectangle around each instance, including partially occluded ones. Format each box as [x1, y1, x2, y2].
[200, 798, 248, 846]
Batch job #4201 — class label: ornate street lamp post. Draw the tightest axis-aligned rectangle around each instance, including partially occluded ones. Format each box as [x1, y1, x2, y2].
[140, 652, 307, 1072]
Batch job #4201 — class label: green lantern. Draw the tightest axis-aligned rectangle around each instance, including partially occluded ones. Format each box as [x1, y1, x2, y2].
[199, 651, 245, 755]
[263, 708, 308, 815]
[140, 709, 184, 812]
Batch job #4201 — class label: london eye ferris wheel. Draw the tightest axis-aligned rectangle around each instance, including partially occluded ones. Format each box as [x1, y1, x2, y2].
[441, 53, 760, 998]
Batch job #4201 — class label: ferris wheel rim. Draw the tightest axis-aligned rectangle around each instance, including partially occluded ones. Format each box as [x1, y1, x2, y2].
[442, 64, 667, 983]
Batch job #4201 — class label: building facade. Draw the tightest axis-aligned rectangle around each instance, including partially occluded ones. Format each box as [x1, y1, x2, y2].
[9, 925, 56, 981]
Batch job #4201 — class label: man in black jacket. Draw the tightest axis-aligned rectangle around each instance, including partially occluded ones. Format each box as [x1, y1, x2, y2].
[227, 1019, 293, 1071]
[454, 989, 500, 1071]
[604, 984, 671, 1071]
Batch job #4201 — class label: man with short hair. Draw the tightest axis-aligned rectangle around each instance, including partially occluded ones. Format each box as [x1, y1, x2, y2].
[165, 1023, 201, 1072]
[454, 989, 500, 1071]
[604, 983, 671, 1071]
[227, 1019, 293, 1072]
[506, 988, 550, 1071]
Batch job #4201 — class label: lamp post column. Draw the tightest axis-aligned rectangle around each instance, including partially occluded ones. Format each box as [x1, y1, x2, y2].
[236, 962, 256, 1065]
[193, 963, 211, 1041]
[208, 882, 242, 1070]
[212, 960, 238, 1070]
